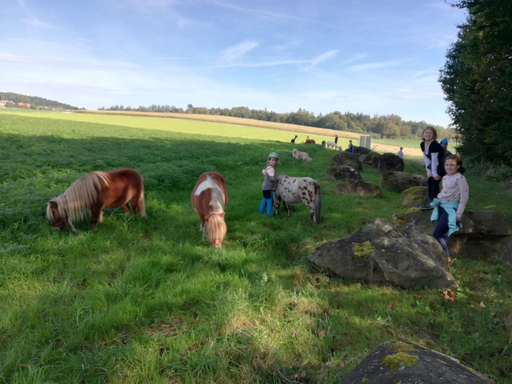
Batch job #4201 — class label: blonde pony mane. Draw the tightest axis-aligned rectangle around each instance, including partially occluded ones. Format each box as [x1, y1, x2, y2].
[205, 213, 227, 245]
[48, 172, 109, 223]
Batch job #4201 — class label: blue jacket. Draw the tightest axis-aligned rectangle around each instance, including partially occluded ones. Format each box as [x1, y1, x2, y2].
[430, 199, 461, 236]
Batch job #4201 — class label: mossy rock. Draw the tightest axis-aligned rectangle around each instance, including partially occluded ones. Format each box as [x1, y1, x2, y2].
[401, 186, 428, 207]
[381, 352, 418, 373]
[341, 340, 496, 383]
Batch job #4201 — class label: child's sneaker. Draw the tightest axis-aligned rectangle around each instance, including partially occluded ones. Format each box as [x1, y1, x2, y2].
[419, 199, 433, 211]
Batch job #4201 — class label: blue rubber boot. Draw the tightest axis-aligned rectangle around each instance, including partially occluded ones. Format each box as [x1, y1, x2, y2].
[259, 198, 267, 214]
[266, 198, 273, 217]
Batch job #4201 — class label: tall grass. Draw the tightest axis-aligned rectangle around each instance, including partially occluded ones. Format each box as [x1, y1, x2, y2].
[0, 111, 511, 383]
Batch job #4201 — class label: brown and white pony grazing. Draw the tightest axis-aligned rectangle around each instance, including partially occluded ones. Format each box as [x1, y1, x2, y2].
[191, 172, 228, 249]
[46, 168, 145, 232]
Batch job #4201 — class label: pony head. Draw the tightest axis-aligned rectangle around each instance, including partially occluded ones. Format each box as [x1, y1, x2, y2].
[205, 212, 227, 248]
[46, 200, 66, 229]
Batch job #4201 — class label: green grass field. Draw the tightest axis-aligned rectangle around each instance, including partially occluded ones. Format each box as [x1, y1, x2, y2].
[1, 110, 511, 383]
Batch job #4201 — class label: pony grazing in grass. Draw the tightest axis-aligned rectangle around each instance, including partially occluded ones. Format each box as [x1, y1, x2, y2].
[191, 172, 228, 249]
[274, 174, 321, 223]
[326, 140, 342, 151]
[46, 168, 145, 232]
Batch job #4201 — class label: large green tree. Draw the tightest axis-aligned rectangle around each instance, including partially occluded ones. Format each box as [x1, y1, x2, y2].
[440, 0, 512, 167]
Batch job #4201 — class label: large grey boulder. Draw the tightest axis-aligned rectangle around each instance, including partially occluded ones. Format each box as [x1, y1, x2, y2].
[309, 218, 457, 289]
[336, 180, 382, 197]
[394, 209, 512, 265]
[331, 152, 363, 171]
[377, 153, 404, 174]
[495, 237, 512, 266]
[327, 165, 362, 182]
[328, 165, 382, 197]
[465, 210, 512, 237]
[382, 171, 428, 192]
[341, 340, 495, 384]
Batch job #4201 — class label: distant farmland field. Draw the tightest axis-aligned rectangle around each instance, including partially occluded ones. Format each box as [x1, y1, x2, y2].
[2, 109, 424, 157]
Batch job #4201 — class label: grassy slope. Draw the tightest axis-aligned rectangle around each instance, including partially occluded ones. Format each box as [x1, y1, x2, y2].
[2, 109, 423, 152]
[0, 111, 511, 383]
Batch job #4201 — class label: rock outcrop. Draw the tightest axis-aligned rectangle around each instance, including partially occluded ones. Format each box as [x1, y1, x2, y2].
[401, 186, 428, 207]
[341, 340, 495, 384]
[382, 172, 428, 192]
[309, 218, 457, 289]
[393, 209, 512, 266]
[359, 151, 381, 168]
[331, 152, 363, 172]
[327, 165, 362, 182]
[377, 153, 404, 174]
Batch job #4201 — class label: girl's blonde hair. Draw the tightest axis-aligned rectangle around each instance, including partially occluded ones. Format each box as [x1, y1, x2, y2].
[421, 126, 437, 140]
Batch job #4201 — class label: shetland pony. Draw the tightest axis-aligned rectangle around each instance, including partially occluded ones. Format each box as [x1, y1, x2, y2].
[326, 140, 342, 151]
[46, 168, 145, 232]
[273, 174, 321, 223]
[292, 148, 312, 162]
[191, 172, 228, 249]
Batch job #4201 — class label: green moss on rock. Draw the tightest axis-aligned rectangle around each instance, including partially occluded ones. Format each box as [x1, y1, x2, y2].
[381, 352, 418, 373]
[352, 241, 376, 259]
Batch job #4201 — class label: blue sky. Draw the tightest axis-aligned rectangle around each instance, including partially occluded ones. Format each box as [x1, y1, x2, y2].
[1, 0, 466, 127]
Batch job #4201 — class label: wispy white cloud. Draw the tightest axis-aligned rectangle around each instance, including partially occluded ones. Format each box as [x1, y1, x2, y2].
[305, 50, 339, 69]
[22, 18, 67, 32]
[219, 41, 259, 64]
[339, 53, 368, 66]
[220, 59, 309, 68]
[347, 60, 399, 72]
[206, 1, 340, 28]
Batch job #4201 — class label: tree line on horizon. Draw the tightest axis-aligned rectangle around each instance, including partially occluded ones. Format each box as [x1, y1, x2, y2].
[99, 104, 452, 140]
[0, 92, 79, 110]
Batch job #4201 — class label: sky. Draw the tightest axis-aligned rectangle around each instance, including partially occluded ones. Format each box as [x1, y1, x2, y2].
[1, 0, 467, 127]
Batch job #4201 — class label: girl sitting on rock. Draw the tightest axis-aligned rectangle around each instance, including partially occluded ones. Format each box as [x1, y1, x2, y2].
[431, 155, 469, 265]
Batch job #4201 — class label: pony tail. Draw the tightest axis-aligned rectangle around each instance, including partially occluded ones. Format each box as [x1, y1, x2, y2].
[138, 184, 146, 217]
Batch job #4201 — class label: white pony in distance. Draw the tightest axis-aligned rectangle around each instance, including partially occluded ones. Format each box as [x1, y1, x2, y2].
[292, 148, 312, 162]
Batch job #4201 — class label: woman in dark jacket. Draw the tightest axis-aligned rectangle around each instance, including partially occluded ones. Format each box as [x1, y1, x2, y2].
[420, 126, 445, 210]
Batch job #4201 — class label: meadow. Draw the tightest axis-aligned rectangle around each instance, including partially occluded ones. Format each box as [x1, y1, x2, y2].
[0, 110, 511, 383]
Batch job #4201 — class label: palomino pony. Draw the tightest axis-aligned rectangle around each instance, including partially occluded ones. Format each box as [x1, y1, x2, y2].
[273, 174, 321, 223]
[191, 172, 228, 249]
[46, 168, 145, 232]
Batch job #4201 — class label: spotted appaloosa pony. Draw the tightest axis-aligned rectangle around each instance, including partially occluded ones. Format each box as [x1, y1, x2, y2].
[46, 168, 145, 232]
[191, 172, 228, 249]
[273, 174, 321, 223]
